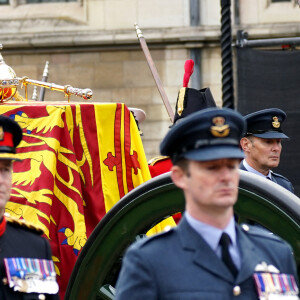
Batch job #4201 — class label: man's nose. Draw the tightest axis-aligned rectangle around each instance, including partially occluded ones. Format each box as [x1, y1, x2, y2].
[220, 167, 232, 180]
[272, 143, 281, 151]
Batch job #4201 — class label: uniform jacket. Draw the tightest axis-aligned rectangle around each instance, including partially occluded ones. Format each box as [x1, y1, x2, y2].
[239, 161, 294, 193]
[115, 216, 298, 300]
[0, 220, 60, 300]
[148, 156, 173, 178]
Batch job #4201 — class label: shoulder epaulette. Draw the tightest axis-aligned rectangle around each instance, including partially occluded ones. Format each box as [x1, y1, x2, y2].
[240, 223, 283, 242]
[148, 156, 170, 166]
[5, 213, 44, 235]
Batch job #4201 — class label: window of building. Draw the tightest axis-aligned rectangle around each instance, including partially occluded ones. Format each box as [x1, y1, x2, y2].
[0, 0, 9, 4]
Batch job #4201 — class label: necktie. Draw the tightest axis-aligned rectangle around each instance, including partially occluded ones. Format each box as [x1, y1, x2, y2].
[219, 232, 238, 277]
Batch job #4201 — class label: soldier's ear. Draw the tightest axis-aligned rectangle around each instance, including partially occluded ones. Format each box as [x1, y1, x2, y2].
[240, 137, 251, 152]
[170, 165, 188, 190]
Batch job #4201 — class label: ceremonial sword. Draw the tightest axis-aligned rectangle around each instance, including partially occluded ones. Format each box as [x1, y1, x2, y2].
[134, 23, 174, 122]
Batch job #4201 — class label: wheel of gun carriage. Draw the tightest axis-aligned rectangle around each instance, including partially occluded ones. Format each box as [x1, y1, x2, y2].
[65, 170, 300, 300]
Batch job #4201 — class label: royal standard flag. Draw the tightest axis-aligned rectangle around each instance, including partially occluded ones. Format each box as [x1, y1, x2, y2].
[0, 102, 175, 299]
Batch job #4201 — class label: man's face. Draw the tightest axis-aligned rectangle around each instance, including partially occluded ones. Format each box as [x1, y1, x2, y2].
[172, 158, 240, 218]
[245, 137, 282, 172]
[0, 160, 12, 217]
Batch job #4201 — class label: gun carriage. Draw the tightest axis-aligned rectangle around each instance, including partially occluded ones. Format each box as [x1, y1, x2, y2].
[65, 170, 300, 299]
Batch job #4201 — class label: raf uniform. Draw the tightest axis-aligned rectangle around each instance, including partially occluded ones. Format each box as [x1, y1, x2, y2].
[116, 219, 298, 300]
[116, 108, 299, 300]
[240, 108, 294, 193]
[0, 116, 59, 300]
[239, 161, 294, 193]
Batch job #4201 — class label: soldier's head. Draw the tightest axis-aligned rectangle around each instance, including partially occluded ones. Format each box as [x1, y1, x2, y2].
[0, 115, 22, 216]
[240, 108, 288, 173]
[160, 108, 245, 219]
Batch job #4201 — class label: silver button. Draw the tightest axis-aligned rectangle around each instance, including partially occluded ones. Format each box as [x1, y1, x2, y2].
[242, 224, 249, 231]
[163, 225, 172, 232]
[233, 285, 241, 296]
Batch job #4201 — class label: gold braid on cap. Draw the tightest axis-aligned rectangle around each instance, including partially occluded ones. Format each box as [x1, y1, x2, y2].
[177, 87, 186, 116]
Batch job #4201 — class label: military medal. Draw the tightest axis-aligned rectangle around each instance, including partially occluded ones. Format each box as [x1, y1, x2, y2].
[4, 257, 59, 294]
[253, 262, 299, 299]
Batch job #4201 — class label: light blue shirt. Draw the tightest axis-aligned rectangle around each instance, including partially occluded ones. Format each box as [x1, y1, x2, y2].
[242, 159, 272, 180]
[185, 211, 241, 269]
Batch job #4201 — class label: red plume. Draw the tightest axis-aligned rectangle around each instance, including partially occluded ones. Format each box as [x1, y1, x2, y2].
[183, 59, 194, 88]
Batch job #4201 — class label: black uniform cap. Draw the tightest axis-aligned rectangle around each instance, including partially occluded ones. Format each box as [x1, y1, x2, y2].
[0, 115, 22, 161]
[244, 108, 288, 139]
[173, 87, 216, 125]
[160, 107, 245, 163]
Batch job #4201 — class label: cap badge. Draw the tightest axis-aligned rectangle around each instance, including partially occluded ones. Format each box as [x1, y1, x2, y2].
[210, 116, 230, 137]
[272, 116, 280, 129]
[0, 126, 4, 141]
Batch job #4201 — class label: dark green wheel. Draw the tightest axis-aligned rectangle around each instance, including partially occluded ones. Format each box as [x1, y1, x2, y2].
[65, 170, 300, 300]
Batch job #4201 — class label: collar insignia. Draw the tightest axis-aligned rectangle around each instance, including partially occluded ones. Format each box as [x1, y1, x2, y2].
[0, 126, 4, 141]
[210, 116, 230, 137]
[272, 116, 280, 129]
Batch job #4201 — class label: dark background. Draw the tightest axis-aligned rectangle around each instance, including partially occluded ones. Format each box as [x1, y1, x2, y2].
[236, 47, 300, 196]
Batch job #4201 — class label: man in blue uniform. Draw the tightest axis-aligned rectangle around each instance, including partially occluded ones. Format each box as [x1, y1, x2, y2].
[115, 108, 298, 299]
[240, 108, 294, 193]
[0, 115, 60, 300]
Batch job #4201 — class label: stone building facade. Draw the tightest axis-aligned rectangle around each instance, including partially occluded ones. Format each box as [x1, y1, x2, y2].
[0, 0, 299, 159]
